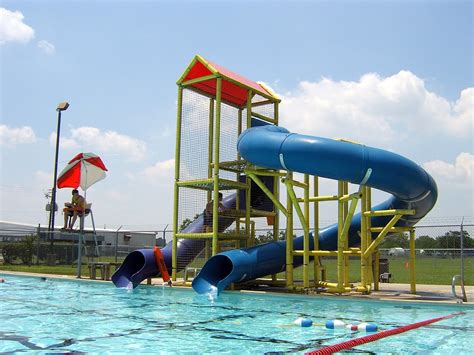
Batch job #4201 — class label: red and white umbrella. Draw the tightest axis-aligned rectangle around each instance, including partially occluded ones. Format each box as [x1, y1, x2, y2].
[57, 152, 108, 191]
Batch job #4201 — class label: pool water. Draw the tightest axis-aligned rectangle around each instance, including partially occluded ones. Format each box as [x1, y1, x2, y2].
[1, 274, 472, 354]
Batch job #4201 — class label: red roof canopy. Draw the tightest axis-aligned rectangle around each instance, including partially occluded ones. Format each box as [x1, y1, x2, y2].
[178, 55, 279, 108]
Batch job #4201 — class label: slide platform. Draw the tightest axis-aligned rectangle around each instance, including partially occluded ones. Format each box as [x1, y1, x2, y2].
[192, 125, 437, 294]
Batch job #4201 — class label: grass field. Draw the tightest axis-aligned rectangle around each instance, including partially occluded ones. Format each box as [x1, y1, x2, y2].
[282, 256, 473, 286]
[1, 256, 472, 286]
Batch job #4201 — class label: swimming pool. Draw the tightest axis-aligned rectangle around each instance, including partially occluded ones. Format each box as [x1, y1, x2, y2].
[1, 274, 472, 353]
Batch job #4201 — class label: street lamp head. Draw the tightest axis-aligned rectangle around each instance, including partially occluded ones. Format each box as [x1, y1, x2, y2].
[57, 101, 70, 111]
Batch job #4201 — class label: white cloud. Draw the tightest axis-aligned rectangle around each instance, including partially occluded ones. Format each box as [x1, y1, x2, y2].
[0, 8, 35, 45]
[35, 170, 53, 194]
[0, 125, 36, 146]
[142, 159, 175, 185]
[424, 152, 474, 184]
[49, 133, 79, 150]
[37, 40, 55, 55]
[50, 127, 147, 160]
[280, 71, 473, 147]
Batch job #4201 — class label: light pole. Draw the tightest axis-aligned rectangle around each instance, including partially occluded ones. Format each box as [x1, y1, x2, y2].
[48, 101, 69, 247]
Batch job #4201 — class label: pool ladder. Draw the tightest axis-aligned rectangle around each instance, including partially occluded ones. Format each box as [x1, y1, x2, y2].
[451, 275, 467, 303]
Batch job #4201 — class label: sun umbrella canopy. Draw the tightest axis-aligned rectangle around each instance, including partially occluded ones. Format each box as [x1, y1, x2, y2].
[57, 152, 108, 191]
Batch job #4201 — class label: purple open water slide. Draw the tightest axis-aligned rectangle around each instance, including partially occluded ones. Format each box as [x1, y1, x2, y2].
[111, 195, 236, 288]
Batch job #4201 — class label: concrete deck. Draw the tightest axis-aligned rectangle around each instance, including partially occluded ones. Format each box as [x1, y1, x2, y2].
[1, 270, 472, 305]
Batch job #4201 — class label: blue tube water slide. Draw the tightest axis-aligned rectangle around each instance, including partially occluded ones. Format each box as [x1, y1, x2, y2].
[192, 125, 437, 294]
[112, 195, 236, 288]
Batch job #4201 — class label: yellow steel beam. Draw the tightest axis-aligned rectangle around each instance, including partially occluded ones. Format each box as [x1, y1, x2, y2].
[370, 226, 414, 233]
[176, 178, 249, 190]
[245, 169, 286, 177]
[181, 74, 217, 87]
[175, 233, 213, 239]
[250, 111, 277, 124]
[364, 209, 415, 217]
[216, 233, 248, 240]
[307, 195, 339, 202]
[251, 99, 274, 107]
[363, 214, 403, 258]
[340, 192, 362, 203]
[247, 172, 289, 217]
[249, 209, 277, 217]
[284, 180, 309, 234]
[284, 178, 308, 189]
[293, 250, 361, 256]
[340, 195, 361, 244]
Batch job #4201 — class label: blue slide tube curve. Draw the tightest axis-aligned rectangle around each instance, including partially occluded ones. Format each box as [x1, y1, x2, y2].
[112, 195, 236, 288]
[192, 125, 437, 294]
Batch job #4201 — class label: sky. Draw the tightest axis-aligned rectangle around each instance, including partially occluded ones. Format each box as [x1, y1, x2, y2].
[1, 0, 473, 231]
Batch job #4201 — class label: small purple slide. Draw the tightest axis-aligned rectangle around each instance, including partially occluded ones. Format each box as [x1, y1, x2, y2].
[111, 195, 236, 288]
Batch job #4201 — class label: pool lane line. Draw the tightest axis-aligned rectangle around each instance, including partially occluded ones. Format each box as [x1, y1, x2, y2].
[305, 312, 466, 355]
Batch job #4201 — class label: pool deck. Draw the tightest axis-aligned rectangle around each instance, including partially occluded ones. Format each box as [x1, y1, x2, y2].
[1, 270, 472, 305]
[351, 282, 473, 304]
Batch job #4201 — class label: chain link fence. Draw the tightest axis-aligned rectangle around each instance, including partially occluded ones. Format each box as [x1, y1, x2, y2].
[0, 222, 472, 285]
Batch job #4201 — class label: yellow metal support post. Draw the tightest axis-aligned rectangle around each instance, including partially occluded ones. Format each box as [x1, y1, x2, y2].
[236, 109, 242, 246]
[212, 77, 222, 255]
[304, 174, 310, 288]
[272, 172, 280, 282]
[204, 98, 214, 260]
[343, 182, 350, 287]
[313, 176, 320, 284]
[245, 90, 252, 249]
[208, 99, 214, 204]
[284, 176, 310, 288]
[366, 188, 374, 287]
[273, 100, 280, 253]
[172, 86, 183, 280]
[286, 172, 294, 288]
[360, 186, 369, 291]
[336, 181, 345, 292]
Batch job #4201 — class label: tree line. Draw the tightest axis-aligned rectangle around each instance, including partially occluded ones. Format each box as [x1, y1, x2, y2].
[379, 230, 472, 249]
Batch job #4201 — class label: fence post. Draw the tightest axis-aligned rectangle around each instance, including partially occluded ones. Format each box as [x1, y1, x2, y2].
[115, 225, 122, 263]
[36, 224, 41, 265]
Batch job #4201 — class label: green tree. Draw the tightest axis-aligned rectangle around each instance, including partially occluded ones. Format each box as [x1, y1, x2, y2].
[255, 230, 286, 244]
[379, 233, 409, 248]
[179, 214, 200, 232]
[415, 235, 438, 249]
[436, 230, 472, 249]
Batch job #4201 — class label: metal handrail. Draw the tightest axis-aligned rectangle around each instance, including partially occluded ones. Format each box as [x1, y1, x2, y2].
[451, 275, 467, 302]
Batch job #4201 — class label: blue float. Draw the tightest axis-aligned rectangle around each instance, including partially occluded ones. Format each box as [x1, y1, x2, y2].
[325, 319, 346, 329]
[356, 322, 378, 332]
[294, 317, 313, 327]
